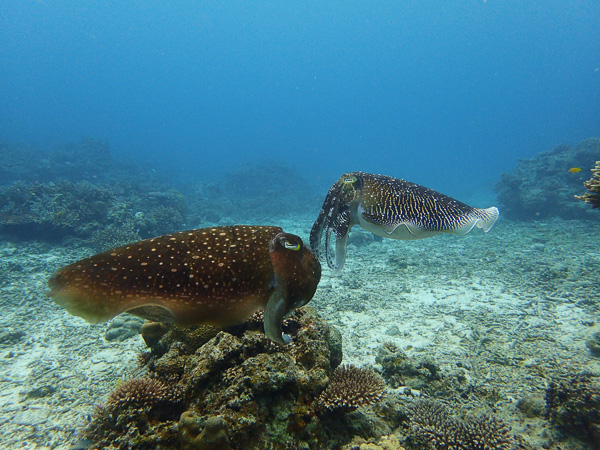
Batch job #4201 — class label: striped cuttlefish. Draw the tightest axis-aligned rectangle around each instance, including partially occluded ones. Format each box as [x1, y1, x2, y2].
[310, 172, 499, 275]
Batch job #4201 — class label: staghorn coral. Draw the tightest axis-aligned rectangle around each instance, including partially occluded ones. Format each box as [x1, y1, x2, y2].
[406, 399, 513, 450]
[576, 160, 600, 209]
[319, 364, 386, 412]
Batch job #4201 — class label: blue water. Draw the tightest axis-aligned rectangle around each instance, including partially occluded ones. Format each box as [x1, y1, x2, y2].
[1, 1, 599, 198]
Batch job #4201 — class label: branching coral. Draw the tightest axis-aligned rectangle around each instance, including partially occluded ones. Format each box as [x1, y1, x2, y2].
[318, 364, 386, 412]
[105, 377, 169, 411]
[406, 399, 513, 450]
[576, 161, 600, 209]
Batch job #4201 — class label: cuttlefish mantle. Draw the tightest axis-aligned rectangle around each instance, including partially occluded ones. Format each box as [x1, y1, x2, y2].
[48, 225, 321, 345]
[310, 172, 499, 274]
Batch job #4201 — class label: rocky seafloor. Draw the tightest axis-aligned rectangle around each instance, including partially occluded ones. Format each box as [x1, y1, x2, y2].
[1, 213, 599, 449]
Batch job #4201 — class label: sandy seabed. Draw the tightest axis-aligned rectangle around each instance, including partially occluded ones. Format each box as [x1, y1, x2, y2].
[1, 217, 599, 449]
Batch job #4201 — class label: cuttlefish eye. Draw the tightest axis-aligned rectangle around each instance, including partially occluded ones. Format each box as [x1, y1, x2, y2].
[283, 240, 301, 251]
[342, 175, 357, 184]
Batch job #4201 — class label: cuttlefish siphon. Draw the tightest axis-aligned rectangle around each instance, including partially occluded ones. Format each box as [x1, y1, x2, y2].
[310, 172, 499, 275]
[48, 225, 321, 345]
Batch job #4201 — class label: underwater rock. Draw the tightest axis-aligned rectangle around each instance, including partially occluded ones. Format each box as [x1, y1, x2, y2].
[105, 316, 144, 342]
[179, 412, 232, 450]
[164, 324, 222, 354]
[341, 433, 405, 450]
[495, 137, 600, 220]
[585, 331, 600, 357]
[141, 321, 170, 348]
[0, 329, 26, 346]
[516, 394, 546, 419]
[0, 178, 187, 242]
[375, 343, 441, 393]
[84, 307, 392, 449]
[546, 373, 600, 446]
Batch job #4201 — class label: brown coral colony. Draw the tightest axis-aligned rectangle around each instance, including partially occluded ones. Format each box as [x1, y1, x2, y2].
[318, 364, 386, 412]
[576, 161, 600, 209]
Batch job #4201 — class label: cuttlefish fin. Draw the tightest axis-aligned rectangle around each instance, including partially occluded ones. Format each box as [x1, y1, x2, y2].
[49, 283, 127, 324]
[449, 206, 499, 235]
[264, 274, 291, 345]
[363, 206, 499, 238]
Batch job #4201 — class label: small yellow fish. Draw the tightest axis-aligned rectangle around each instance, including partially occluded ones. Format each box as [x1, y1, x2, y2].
[569, 167, 582, 173]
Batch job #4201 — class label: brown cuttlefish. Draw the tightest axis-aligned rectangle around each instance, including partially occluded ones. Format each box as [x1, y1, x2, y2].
[48, 225, 321, 345]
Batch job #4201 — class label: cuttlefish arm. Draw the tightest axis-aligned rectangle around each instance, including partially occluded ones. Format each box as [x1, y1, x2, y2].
[264, 232, 321, 344]
[48, 225, 321, 345]
[310, 172, 499, 275]
[310, 173, 361, 275]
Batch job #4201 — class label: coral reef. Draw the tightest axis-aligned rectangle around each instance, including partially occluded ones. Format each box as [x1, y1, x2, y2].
[318, 364, 386, 412]
[545, 373, 600, 446]
[495, 137, 600, 220]
[0, 138, 112, 185]
[0, 138, 187, 243]
[406, 399, 513, 450]
[84, 307, 395, 449]
[576, 160, 600, 209]
[0, 180, 186, 243]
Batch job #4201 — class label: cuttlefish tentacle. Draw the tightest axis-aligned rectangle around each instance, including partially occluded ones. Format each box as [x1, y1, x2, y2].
[310, 172, 500, 275]
[310, 181, 343, 261]
[48, 225, 321, 345]
[310, 173, 360, 267]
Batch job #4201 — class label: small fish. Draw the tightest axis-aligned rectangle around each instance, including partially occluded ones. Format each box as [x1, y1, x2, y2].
[48, 225, 321, 345]
[568, 167, 582, 173]
[310, 172, 499, 274]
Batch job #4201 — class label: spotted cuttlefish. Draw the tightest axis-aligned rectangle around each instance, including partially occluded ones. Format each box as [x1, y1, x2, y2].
[310, 172, 499, 274]
[48, 225, 321, 345]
